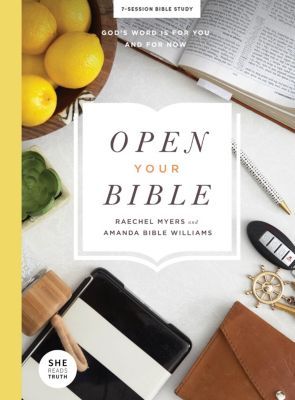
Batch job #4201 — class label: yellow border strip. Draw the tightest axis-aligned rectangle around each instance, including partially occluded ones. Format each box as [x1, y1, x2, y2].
[0, 0, 21, 398]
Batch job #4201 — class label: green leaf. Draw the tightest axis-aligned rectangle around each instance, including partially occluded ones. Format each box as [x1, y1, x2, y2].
[29, 196, 55, 217]
[22, 152, 62, 219]
[40, 168, 62, 198]
[22, 151, 46, 164]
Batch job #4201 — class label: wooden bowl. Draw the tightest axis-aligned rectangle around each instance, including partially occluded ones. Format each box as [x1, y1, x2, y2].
[22, 0, 117, 141]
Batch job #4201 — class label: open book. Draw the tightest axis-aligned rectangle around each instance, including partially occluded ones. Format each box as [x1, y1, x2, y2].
[118, 0, 295, 130]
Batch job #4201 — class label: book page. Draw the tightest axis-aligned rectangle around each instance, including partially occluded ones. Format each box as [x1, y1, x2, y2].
[117, 18, 196, 65]
[180, 0, 295, 108]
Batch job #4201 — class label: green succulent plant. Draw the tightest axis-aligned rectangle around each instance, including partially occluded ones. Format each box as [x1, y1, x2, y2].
[22, 151, 62, 221]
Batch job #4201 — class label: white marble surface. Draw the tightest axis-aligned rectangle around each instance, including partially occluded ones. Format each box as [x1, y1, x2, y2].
[23, 43, 295, 399]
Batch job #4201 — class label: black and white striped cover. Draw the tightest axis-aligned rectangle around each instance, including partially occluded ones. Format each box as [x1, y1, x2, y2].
[22, 269, 191, 400]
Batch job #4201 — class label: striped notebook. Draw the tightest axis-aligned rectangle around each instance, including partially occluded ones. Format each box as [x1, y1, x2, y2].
[22, 269, 191, 400]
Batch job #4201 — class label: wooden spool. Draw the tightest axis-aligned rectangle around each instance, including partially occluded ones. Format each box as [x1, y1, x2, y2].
[22, 270, 72, 336]
[22, 0, 117, 140]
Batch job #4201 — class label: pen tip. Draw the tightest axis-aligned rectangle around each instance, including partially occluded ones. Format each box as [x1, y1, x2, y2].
[280, 201, 292, 215]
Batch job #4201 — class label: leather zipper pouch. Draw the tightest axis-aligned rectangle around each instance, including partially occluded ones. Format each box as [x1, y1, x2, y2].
[176, 302, 295, 400]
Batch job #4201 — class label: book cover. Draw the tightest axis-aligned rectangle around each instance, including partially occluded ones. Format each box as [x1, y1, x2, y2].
[1, 1, 294, 399]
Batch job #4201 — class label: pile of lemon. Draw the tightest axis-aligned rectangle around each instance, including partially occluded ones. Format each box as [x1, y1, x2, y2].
[22, 0, 104, 127]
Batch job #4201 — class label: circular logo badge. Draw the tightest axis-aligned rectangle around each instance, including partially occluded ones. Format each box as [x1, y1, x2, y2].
[39, 350, 77, 388]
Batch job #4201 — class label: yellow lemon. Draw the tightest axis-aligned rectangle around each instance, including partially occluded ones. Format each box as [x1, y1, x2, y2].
[45, 32, 104, 89]
[40, 0, 91, 34]
[22, 54, 57, 87]
[22, 75, 57, 127]
[22, 2, 57, 55]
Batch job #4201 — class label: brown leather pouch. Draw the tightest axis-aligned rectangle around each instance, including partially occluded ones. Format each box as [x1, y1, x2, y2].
[176, 302, 295, 400]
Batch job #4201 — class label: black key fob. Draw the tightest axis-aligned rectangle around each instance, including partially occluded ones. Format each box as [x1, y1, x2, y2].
[247, 221, 295, 271]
